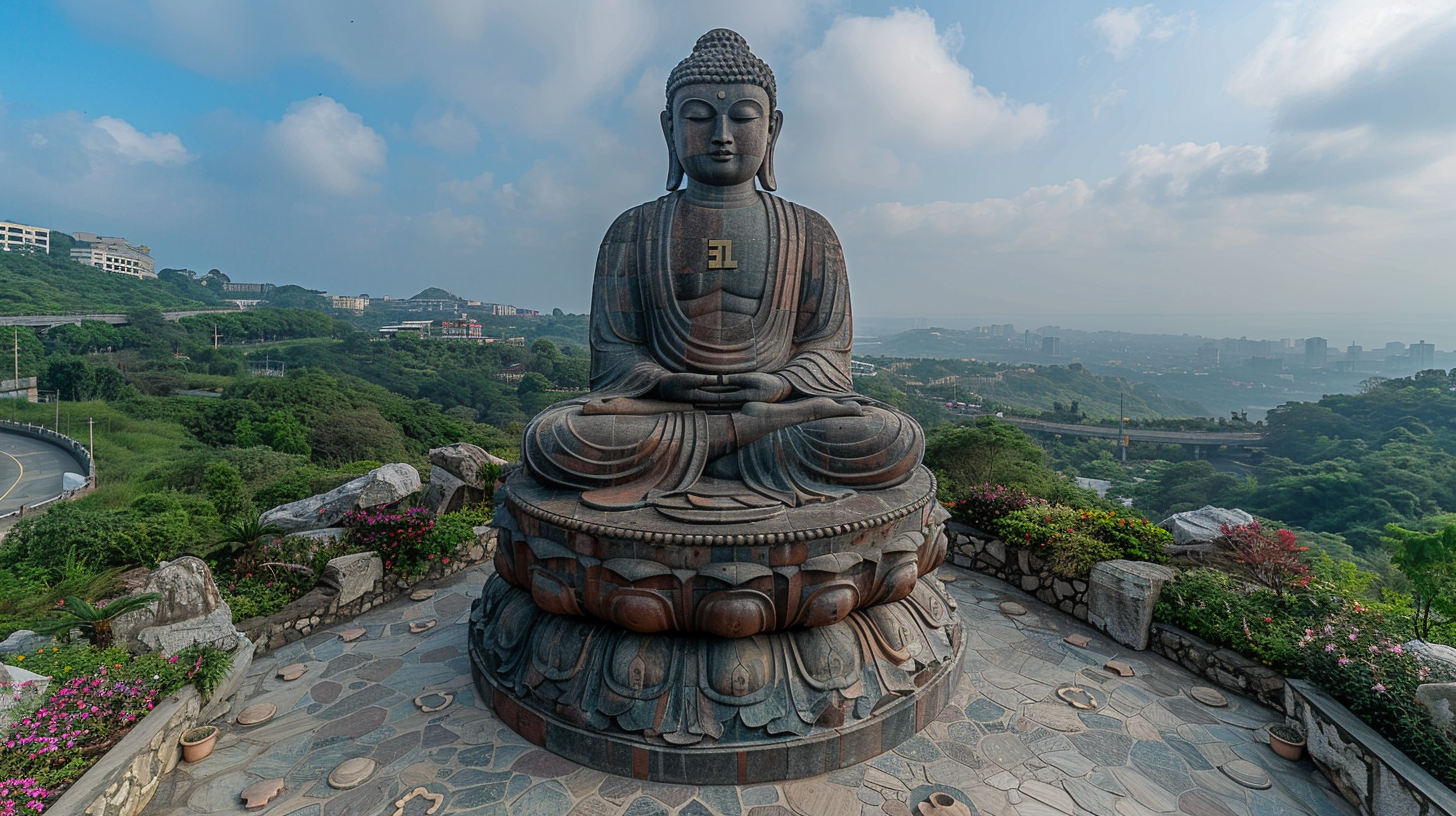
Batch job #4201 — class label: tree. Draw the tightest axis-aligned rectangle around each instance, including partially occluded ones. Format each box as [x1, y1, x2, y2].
[260, 409, 311, 456]
[203, 461, 252, 521]
[36, 594, 161, 648]
[1382, 523, 1456, 639]
[925, 418, 1052, 496]
[234, 417, 262, 448]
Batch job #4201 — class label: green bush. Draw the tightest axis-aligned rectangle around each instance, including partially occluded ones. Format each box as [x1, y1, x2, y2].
[1154, 568, 1327, 671]
[985, 502, 1170, 578]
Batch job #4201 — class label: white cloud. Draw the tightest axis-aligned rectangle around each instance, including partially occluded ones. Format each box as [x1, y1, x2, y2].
[1091, 83, 1128, 121]
[86, 116, 191, 165]
[265, 97, 386, 195]
[1119, 141, 1269, 197]
[1230, 0, 1456, 107]
[437, 170, 495, 204]
[786, 9, 1050, 191]
[1093, 5, 1195, 60]
[411, 110, 480, 156]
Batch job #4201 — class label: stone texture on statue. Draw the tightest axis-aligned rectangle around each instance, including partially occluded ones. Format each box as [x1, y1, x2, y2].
[259, 463, 420, 532]
[493, 468, 947, 636]
[470, 572, 963, 783]
[1087, 560, 1177, 651]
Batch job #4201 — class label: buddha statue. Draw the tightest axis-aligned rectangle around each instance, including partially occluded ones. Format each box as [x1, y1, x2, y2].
[472, 31, 962, 780]
[523, 28, 924, 515]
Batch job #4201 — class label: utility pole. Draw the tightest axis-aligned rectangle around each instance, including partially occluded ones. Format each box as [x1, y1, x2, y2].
[11, 327, 17, 422]
[1119, 393, 1127, 463]
[88, 416, 95, 487]
[213, 324, 221, 349]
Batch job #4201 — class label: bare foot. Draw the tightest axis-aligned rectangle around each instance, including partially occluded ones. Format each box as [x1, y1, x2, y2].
[733, 398, 864, 444]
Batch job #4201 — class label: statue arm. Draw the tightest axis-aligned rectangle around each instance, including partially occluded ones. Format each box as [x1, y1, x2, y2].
[775, 206, 855, 398]
[587, 205, 673, 397]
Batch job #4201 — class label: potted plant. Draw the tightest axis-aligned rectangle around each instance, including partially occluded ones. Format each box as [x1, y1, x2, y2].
[1267, 721, 1306, 760]
[180, 725, 220, 762]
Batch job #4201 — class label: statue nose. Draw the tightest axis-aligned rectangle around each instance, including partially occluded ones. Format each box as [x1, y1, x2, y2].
[712, 115, 733, 145]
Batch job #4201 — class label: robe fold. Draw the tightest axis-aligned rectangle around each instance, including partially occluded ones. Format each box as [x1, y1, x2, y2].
[523, 191, 923, 509]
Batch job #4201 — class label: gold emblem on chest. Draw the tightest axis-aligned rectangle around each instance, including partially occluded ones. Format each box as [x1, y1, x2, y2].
[707, 239, 738, 270]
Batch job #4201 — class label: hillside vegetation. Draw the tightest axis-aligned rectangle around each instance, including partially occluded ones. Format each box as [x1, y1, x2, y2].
[0, 235, 226, 315]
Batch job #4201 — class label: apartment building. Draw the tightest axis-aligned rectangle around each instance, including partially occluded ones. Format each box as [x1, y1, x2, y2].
[0, 221, 50, 253]
[327, 294, 370, 313]
[69, 232, 156, 279]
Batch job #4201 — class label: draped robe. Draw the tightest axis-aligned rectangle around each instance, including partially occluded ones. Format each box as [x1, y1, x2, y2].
[523, 191, 923, 510]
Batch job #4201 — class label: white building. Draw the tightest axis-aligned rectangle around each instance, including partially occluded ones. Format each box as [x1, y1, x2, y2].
[69, 232, 155, 279]
[327, 294, 369, 313]
[0, 221, 50, 253]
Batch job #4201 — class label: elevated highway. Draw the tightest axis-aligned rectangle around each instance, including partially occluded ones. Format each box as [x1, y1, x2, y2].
[0, 309, 239, 329]
[989, 415, 1265, 451]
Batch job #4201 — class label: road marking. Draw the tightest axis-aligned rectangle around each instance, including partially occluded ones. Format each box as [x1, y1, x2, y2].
[0, 449, 23, 505]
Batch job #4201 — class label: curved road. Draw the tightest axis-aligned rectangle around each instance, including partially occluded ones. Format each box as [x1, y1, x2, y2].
[0, 430, 80, 516]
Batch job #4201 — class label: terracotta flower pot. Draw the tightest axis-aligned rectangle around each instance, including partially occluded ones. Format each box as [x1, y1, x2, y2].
[1267, 723, 1306, 761]
[180, 725, 219, 763]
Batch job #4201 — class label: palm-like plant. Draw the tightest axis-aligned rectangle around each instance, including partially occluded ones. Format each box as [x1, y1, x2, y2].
[36, 593, 161, 648]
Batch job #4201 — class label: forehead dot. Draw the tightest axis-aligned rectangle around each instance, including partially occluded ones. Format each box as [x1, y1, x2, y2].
[717, 91, 726, 99]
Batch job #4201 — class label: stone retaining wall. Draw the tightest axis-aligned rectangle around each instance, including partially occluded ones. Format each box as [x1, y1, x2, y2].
[239, 529, 496, 655]
[50, 638, 255, 816]
[945, 521, 1090, 619]
[1288, 679, 1456, 816]
[1148, 622, 1286, 710]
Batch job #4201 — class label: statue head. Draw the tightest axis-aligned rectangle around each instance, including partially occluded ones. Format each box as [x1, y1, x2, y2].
[662, 29, 782, 192]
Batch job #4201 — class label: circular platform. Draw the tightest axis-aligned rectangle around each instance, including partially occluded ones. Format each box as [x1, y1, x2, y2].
[492, 466, 950, 637]
[469, 572, 964, 784]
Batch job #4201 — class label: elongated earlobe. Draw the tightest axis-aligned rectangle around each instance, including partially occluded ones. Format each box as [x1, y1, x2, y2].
[661, 110, 684, 191]
[757, 109, 783, 192]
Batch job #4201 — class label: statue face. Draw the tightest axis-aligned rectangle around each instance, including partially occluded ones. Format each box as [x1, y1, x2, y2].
[664, 83, 777, 187]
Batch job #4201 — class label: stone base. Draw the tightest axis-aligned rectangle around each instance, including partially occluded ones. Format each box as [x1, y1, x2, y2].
[469, 573, 964, 784]
[492, 466, 949, 637]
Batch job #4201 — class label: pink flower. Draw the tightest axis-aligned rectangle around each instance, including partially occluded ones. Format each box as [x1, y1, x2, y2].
[1324, 644, 1335, 653]
[1372, 683, 1386, 693]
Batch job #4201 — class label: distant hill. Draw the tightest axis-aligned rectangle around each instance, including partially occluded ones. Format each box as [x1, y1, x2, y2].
[410, 287, 459, 300]
[0, 233, 227, 315]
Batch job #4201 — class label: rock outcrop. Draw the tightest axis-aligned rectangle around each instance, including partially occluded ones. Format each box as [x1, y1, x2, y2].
[1157, 505, 1254, 546]
[112, 556, 239, 654]
[422, 443, 506, 514]
[260, 463, 421, 532]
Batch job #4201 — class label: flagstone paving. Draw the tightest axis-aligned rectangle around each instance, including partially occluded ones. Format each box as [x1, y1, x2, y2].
[141, 562, 1359, 816]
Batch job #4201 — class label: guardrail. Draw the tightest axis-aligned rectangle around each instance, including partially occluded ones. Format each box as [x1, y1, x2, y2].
[0, 420, 94, 522]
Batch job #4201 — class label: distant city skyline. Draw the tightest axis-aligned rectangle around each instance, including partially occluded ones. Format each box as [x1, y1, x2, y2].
[3, 2, 1455, 341]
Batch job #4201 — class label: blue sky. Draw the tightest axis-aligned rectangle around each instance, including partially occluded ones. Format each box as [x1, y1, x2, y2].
[4, 1, 1455, 345]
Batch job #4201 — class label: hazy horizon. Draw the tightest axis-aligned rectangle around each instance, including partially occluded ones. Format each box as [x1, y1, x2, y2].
[4, 2, 1455, 341]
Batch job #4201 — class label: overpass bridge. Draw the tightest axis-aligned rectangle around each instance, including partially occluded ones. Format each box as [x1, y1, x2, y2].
[988, 415, 1265, 456]
[0, 309, 239, 329]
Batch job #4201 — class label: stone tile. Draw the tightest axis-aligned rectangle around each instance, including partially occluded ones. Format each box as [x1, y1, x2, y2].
[512, 781, 573, 816]
[1040, 751, 1094, 777]
[1063, 778, 1120, 816]
[1178, 789, 1245, 816]
[965, 698, 1008, 723]
[1019, 779, 1076, 812]
[980, 734, 1035, 769]
[1068, 730, 1133, 767]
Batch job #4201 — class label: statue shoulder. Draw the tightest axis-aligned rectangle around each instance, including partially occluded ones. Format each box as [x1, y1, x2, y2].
[769, 195, 840, 243]
[603, 196, 671, 243]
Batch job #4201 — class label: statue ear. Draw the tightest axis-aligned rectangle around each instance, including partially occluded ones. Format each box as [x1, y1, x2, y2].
[757, 109, 783, 192]
[661, 110, 684, 191]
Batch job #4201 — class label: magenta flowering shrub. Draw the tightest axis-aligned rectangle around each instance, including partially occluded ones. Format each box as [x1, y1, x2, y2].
[0, 676, 158, 812]
[0, 778, 50, 815]
[1299, 615, 1456, 787]
[947, 484, 1035, 532]
[340, 507, 441, 577]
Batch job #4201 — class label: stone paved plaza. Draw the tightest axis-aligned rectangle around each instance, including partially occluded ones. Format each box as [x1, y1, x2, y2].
[141, 561, 1359, 816]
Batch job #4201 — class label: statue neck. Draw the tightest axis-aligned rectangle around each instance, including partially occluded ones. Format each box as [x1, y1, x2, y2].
[683, 179, 760, 209]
